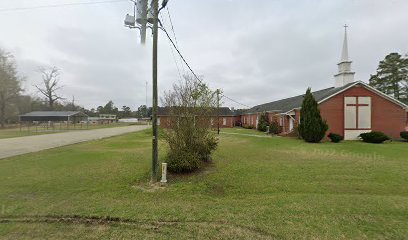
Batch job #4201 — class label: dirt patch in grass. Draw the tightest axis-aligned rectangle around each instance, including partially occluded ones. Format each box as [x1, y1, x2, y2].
[131, 182, 167, 193]
[0, 215, 274, 239]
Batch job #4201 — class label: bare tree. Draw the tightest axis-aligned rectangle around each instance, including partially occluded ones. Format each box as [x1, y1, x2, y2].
[0, 49, 22, 129]
[35, 67, 64, 110]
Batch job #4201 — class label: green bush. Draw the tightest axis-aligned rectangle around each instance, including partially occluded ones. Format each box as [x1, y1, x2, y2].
[165, 131, 218, 173]
[269, 120, 280, 134]
[192, 134, 218, 162]
[359, 131, 390, 144]
[257, 112, 269, 132]
[328, 133, 343, 143]
[166, 149, 201, 173]
[298, 88, 328, 143]
[257, 122, 267, 132]
[400, 131, 408, 141]
[162, 76, 219, 174]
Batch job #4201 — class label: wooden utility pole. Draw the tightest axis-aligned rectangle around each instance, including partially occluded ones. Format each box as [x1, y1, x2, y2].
[145, 81, 148, 108]
[217, 89, 220, 135]
[151, 0, 159, 182]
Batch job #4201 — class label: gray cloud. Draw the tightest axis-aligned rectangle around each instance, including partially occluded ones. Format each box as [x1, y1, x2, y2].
[1, 0, 407, 110]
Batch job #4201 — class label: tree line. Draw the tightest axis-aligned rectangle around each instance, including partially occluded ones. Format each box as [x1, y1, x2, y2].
[0, 48, 151, 128]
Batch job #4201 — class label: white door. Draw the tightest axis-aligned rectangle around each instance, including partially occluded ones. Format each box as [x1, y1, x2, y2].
[256, 116, 259, 128]
[289, 117, 294, 131]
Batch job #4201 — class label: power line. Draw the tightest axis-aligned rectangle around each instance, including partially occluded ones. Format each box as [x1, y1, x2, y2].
[165, 6, 179, 49]
[165, 6, 186, 74]
[159, 21, 203, 84]
[159, 12, 183, 82]
[221, 94, 251, 108]
[159, 21, 251, 108]
[0, 0, 127, 12]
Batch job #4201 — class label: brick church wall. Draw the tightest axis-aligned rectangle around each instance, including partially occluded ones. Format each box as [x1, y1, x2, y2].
[319, 85, 406, 139]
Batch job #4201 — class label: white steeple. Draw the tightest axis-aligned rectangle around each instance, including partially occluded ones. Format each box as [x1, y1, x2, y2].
[334, 25, 355, 88]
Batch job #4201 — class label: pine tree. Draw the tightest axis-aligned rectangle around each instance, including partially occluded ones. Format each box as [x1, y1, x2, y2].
[298, 88, 328, 143]
[257, 111, 269, 132]
[369, 52, 408, 104]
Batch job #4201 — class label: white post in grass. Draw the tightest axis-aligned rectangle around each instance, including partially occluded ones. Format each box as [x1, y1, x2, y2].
[160, 163, 168, 183]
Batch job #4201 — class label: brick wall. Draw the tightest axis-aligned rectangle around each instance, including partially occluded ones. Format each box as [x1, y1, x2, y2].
[319, 85, 406, 139]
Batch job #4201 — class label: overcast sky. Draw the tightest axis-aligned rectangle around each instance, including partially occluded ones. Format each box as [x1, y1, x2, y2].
[0, 0, 407, 110]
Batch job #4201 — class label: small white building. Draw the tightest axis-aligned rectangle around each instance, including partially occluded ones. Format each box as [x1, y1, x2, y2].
[118, 118, 139, 123]
[99, 114, 117, 123]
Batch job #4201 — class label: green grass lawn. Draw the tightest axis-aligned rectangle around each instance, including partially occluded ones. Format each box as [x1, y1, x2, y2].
[0, 128, 407, 239]
[0, 123, 145, 139]
[219, 127, 271, 136]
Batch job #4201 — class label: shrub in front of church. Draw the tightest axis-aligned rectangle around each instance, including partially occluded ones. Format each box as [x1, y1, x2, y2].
[328, 133, 343, 143]
[359, 131, 390, 144]
[162, 76, 218, 173]
[298, 88, 329, 143]
[166, 149, 201, 173]
[269, 120, 280, 134]
[257, 112, 269, 132]
[400, 131, 408, 141]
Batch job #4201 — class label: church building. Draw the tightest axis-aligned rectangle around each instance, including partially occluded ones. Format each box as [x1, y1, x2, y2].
[241, 27, 408, 140]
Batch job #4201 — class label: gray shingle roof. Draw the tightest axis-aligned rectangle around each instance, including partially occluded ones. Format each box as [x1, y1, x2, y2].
[20, 111, 86, 117]
[245, 82, 356, 114]
[158, 107, 235, 116]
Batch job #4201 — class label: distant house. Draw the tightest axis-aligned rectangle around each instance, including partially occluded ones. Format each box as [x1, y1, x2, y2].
[157, 107, 239, 128]
[241, 28, 408, 140]
[98, 114, 117, 124]
[87, 114, 117, 124]
[19, 111, 88, 123]
[88, 117, 100, 124]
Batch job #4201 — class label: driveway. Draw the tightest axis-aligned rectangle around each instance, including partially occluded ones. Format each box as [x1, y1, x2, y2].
[0, 125, 150, 159]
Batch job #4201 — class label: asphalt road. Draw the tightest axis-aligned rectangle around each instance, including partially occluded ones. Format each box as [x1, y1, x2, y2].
[0, 125, 150, 159]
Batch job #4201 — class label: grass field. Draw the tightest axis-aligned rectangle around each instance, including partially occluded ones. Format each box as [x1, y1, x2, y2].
[0, 123, 147, 139]
[0, 128, 407, 239]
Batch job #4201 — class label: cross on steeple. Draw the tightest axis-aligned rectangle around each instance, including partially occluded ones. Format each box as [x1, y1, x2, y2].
[334, 25, 355, 88]
[341, 24, 349, 61]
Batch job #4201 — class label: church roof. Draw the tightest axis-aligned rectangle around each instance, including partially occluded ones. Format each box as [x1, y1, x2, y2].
[158, 107, 236, 116]
[20, 111, 87, 117]
[244, 82, 356, 114]
[245, 81, 408, 114]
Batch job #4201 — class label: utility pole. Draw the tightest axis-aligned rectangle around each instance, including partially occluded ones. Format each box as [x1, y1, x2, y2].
[145, 81, 148, 108]
[124, 0, 162, 182]
[151, 0, 159, 182]
[217, 89, 220, 135]
[71, 95, 76, 111]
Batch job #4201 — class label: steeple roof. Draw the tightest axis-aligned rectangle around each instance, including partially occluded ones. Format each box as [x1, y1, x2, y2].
[334, 25, 355, 87]
[340, 25, 349, 62]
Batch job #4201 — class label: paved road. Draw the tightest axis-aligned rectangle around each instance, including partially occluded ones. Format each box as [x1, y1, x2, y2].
[0, 125, 150, 159]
